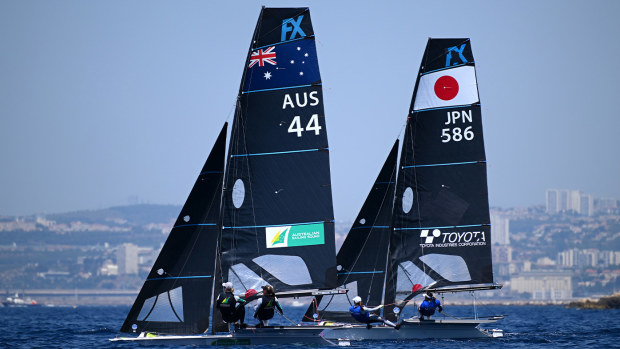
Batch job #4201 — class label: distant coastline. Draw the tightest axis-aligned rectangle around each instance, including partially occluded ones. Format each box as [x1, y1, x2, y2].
[3, 289, 620, 307]
[566, 293, 620, 309]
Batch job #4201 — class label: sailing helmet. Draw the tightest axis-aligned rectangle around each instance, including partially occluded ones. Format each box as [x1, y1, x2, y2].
[424, 292, 433, 299]
[352, 296, 362, 304]
[222, 282, 233, 290]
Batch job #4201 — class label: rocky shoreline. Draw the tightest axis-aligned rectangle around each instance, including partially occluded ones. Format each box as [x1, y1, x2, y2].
[566, 293, 620, 309]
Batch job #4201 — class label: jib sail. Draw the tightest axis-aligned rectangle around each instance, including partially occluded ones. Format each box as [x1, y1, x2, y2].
[304, 141, 399, 322]
[120, 123, 227, 335]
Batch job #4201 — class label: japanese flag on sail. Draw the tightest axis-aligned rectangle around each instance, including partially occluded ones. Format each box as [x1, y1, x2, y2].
[413, 65, 479, 111]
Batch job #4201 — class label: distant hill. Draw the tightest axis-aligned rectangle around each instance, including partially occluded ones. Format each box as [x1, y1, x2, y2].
[45, 204, 181, 226]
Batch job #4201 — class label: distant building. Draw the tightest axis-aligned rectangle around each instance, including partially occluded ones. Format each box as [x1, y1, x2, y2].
[117, 243, 139, 275]
[545, 189, 593, 216]
[490, 214, 510, 245]
[510, 271, 572, 300]
[558, 248, 620, 267]
[99, 260, 118, 276]
[595, 197, 619, 214]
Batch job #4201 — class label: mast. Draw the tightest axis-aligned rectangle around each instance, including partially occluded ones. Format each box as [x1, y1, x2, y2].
[120, 123, 227, 335]
[385, 39, 495, 319]
[213, 7, 337, 330]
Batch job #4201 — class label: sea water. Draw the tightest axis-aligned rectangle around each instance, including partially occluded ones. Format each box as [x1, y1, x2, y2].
[1, 305, 618, 348]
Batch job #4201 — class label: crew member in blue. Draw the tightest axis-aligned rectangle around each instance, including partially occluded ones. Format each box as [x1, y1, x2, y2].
[418, 292, 442, 320]
[215, 282, 247, 328]
[349, 296, 400, 329]
[253, 285, 283, 327]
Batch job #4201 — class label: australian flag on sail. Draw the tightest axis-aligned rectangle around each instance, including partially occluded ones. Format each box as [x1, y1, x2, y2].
[242, 39, 321, 93]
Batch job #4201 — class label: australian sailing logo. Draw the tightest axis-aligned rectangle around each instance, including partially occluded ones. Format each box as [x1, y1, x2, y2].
[265, 223, 324, 248]
[419, 228, 486, 248]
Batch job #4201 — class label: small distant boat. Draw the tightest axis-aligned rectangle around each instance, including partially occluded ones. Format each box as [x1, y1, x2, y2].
[2, 293, 40, 307]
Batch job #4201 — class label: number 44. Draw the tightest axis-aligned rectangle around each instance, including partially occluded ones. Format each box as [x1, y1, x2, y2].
[288, 114, 322, 137]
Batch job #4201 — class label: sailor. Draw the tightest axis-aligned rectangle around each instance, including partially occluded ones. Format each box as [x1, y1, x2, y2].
[418, 292, 442, 320]
[215, 282, 247, 328]
[349, 296, 400, 330]
[253, 285, 283, 327]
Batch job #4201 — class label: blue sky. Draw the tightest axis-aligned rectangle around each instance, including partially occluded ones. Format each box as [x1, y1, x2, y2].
[1, 0, 619, 219]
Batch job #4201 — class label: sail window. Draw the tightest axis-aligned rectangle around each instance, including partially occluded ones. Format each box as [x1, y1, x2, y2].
[228, 263, 269, 292]
[232, 179, 245, 208]
[253, 255, 312, 285]
[183, 215, 190, 222]
[396, 261, 434, 292]
[359, 218, 366, 225]
[419, 254, 471, 282]
[320, 281, 358, 311]
[402, 187, 413, 213]
[137, 286, 184, 322]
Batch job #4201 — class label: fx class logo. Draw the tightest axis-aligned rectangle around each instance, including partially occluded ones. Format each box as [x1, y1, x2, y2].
[445, 44, 468, 67]
[420, 229, 442, 243]
[281, 15, 306, 41]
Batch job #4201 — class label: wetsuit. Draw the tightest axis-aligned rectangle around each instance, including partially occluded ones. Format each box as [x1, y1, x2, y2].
[349, 304, 397, 328]
[418, 298, 442, 318]
[216, 291, 246, 324]
[253, 295, 283, 326]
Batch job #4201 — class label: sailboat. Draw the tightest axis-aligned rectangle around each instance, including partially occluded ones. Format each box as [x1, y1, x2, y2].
[307, 38, 504, 341]
[111, 7, 349, 345]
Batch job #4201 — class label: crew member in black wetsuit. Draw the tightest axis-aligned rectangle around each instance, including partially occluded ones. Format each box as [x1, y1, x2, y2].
[215, 282, 247, 328]
[253, 285, 283, 327]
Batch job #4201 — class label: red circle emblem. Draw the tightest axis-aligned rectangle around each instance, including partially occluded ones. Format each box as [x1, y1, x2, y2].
[434, 75, 459, 101]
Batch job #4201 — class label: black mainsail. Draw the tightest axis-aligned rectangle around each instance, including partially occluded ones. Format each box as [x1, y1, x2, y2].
[216, 7, 337, 301]
[385, 39, 495, 318]
[120, 123, 227, 335]
[304, 141, 399, 322]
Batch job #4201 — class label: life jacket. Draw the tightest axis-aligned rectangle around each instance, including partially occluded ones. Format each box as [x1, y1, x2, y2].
[216, 291, 236, 316]
[419, 298, 440, 316]
[255, 295, 277, 319]
[349, 305, 369, 323]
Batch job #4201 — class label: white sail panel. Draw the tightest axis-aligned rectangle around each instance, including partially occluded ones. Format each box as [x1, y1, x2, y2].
[420, 254, 471, 282]
[397, 261, 435, 292]
[137, 286, 184, 322]
[413, 66, 478, 111]
[228, 263, 269, 291]
[253, 255, 312, 285]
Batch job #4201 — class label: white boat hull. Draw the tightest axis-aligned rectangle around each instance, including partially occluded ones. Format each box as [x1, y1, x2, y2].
[110, 326, 336, 346]
[110, 318, 503, 345]
[322, 318, 502, 341]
